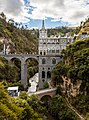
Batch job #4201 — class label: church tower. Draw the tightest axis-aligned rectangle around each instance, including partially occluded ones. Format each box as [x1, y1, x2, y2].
[39, 20, 48, 55]
[38, 20, 61, 89]
[39, 20, 47, 38]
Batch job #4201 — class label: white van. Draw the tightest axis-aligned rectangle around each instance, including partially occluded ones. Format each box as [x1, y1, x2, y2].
[7, 86, 19, 97]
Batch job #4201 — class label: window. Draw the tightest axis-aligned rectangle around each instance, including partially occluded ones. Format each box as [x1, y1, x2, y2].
[42, 58, 46, 64]
[42, 71, 45, 78]
[52, 50, 55, 53]
[47, 50, 51, 53]
[52, 58, 56, 64]
[48, 68, 50, 70]
[40, 52, 42, 55]
[44, 51, 46, 55]
[56, 50, 59, 53]
[42, 79, 45, 82]
[47, 71, 51, 78]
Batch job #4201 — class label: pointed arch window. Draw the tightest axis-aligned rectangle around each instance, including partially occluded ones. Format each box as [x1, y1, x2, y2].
[47, 71, 51, 78]
[42, 58, 46, 64]
[52, 58, 56, 64]
[42, 71, 45, 78]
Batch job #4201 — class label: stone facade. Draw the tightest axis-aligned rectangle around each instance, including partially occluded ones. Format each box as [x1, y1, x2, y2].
[38, 20, 73, 88]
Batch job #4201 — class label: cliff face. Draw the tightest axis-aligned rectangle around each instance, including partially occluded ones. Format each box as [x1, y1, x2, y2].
[52, 36, 89, 98]
[80, 21, 89, 34]
[76, 19, 89, 40]
[0, 14, 38, 54]
[60, 76, 82, 97]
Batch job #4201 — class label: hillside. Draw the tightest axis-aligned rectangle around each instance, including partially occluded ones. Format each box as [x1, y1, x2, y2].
[47, 26, 80, 37]
[52, 37, 89, 119]
[51, 18, 89, 120]
[75, 18, 89, 40]
[79, 18, 89, 34]
[0, 12, 38, 54]
[0, 13, 39, 89]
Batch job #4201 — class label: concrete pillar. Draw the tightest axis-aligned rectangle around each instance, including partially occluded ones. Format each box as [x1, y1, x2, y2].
[21, 60, 27, 88]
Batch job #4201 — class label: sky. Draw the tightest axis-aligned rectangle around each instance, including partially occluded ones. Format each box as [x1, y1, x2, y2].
[0, 0, 89, 29]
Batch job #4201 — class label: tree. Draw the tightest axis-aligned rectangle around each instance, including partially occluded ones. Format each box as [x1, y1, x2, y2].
[49, 95, 77, 120]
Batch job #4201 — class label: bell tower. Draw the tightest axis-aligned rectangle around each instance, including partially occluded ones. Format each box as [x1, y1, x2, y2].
[39, 20, 47, 38]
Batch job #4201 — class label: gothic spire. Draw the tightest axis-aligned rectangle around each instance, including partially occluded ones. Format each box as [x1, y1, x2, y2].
[42, 19, 45, 29]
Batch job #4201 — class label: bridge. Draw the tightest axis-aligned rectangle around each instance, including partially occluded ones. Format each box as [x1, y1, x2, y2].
[0, 53, 61, 88]
[0, 53, 39, 87]
[28, 88, 57, 99]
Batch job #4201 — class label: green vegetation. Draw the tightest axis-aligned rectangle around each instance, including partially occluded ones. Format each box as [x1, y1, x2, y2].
[49, 95, 78, 120]
[43, 81, 49, 89]
[52, 38, 89, 119]
[0, 81, 80, 120]
[0, 13, 38, 87]
[52, 38, 89, 93]
[0, 82, 42, 120]
[27, 58, 38, 81]
[47, 26, 80, 37]
[1, 12, 89, 120]
[0, 57, 20, 83]
[0, 12, 38, 54]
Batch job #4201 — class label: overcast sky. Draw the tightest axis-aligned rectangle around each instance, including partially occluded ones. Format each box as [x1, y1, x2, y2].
[0, 0, 89, 28]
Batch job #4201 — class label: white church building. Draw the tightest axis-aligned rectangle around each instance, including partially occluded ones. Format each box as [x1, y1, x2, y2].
[38, 20, 74, 88]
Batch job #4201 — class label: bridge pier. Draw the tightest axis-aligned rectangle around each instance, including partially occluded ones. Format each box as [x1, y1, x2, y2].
[21, 60, 27, 88]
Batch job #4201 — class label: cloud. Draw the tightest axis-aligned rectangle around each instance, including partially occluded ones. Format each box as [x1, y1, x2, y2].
[0, 0, 30, 23]
[29, 0, 89, 26]
[0, 0, 89, 26]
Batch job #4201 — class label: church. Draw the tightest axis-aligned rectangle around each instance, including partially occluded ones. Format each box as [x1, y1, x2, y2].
[38, 20, 74, 88]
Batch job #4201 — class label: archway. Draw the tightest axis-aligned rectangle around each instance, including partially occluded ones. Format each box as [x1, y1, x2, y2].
[52, 58, 56, 64]
[42, 58, 46, 64]
[10, 57, 21, 83]
[41, 95, 52, 108]
[47, 71, 51, 79]
[0, 56, 21, 85]
[25, 58, 39, 89]
[42, 71, 45, 78]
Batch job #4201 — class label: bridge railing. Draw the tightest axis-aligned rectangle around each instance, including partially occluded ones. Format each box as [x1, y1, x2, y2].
[28, 88, 57, 96]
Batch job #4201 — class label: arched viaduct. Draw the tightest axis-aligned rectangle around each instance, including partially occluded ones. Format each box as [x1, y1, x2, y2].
[0, 54, 61, 88]
[0, 54, 39, 87]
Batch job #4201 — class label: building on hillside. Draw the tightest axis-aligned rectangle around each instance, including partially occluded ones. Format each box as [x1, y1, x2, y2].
[79, 32, 89, 40]
[38, 20, 74, 88]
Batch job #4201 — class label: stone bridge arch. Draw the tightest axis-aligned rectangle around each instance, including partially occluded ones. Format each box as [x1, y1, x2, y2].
[40, 95, 52, 103]
[24, 56, 39, 62]
[20, 55, 39, 88]
[34, 88, 57, 100]
[0, 54, 39, 88]
[38, 92, 54, 99]
[24, 57, 39, 84]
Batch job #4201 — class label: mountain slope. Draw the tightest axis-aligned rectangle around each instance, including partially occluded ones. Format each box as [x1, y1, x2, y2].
[0, 13, 38, 54]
